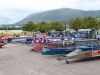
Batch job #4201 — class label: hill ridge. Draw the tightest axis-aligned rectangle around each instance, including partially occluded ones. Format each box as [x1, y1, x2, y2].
[15, 8, 100, 25]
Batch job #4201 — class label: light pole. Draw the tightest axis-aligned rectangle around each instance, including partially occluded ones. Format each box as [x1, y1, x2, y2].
[65, 22, 67, 36]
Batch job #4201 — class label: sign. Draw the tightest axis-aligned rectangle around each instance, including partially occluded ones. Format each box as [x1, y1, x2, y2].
[92, 50, 100, 57]
[85, 50, 100, 57]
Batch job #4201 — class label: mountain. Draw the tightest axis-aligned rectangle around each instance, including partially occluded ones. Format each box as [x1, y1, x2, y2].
[15, 8, 100, 25]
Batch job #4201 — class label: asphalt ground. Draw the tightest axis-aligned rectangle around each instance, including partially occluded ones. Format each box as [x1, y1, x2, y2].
[0, 43, 100, 75]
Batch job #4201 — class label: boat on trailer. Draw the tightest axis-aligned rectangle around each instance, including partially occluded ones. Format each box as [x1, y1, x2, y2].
[41, 39, 98, 55]
[56, 43, 100, 64]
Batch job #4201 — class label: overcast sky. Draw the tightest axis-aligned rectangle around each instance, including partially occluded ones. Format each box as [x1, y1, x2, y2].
[0, 0, 100, 24]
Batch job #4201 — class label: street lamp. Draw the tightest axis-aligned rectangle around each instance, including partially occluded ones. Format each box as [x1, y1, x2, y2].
[65, 22, 68, 36]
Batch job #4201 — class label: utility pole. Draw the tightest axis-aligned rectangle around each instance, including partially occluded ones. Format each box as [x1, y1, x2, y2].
[65, 22, 67, 36]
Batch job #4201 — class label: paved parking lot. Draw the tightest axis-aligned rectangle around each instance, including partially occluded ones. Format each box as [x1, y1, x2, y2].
[0, 43, 100, 75]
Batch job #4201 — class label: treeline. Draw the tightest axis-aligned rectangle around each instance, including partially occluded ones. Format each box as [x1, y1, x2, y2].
[69, 16, 100, 31]
[22, 16, 100, 33]
[22, 20, 64, 33]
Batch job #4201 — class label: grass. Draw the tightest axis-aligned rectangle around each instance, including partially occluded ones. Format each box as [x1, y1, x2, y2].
[0, 31, 24, 35]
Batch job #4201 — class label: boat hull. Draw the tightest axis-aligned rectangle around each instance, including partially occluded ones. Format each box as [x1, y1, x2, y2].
[41, 47, 74, 55]
[0, 43, 5, 48]
[78, 45, 100, 51]
[33, 42, 62, 51]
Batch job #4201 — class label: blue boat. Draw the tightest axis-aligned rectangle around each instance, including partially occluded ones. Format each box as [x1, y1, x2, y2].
[41, 44, 100, 55]
[26, 38, 33, 44]
[41, 46, 75, 55]
[78, 45, 100, 51]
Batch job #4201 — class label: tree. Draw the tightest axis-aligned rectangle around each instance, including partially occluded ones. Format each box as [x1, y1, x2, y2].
[12, 26, 15, 28]
[69, 16, 99, 31]
[69, 17, 82, 31]
[50, 20, 64, 31]
[81, 16, 98, 29]
[3, 25, 7, 30]
[95, 17, 100, 30]
[35, 21, 50, 33]
[22, 21, 35, 32]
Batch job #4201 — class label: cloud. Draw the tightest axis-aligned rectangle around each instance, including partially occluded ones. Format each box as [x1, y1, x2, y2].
[0, 0, 100, 24]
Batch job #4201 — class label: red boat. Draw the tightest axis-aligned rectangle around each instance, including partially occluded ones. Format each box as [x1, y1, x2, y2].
[33, 42, 61, 51]
[33, 42, 68, 51]
[0, 43, 5, 48]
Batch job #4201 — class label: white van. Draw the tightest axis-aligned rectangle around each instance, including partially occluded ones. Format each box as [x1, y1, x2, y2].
[96, 30, 100, 39]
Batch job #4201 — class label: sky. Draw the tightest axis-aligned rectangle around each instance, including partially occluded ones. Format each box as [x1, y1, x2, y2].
[0, 0, 100, 24]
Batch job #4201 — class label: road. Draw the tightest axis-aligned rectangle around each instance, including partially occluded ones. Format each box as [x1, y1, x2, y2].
[0, 43, 100, 75]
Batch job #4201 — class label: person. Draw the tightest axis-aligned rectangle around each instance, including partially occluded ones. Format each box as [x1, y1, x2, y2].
[33, 35, 37, 43]
[43, 35, 46, 43]
[61, 34, 64, 40]
[71, 36, 75, 46]
[39, 35, 42, 42]
[61, 35, 65, 47]
[38, 37, 41, 43]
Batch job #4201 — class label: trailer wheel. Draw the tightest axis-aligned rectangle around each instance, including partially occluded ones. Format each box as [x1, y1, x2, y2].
[66, 60, 69, 64]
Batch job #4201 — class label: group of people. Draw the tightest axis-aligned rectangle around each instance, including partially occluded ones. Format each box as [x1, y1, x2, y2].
[33, 35, 47, 43]
[33, 34, 75, 46]
[51, 31, 92, 39]
[76, 32, 91, 39]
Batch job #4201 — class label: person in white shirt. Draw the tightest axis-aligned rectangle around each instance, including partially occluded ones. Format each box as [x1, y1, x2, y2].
[71, 36, 75, 46]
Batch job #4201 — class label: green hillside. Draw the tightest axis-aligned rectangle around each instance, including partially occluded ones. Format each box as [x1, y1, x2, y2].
[15, 8, 100, 25]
